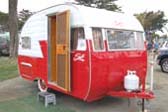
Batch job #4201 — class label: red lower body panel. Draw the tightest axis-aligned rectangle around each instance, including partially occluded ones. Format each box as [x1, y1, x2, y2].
[107, 91, 154, 99]
[18, 40, 154, 102]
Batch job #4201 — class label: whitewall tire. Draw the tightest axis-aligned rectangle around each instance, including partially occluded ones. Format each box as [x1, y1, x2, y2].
[37, 79, 48, 92]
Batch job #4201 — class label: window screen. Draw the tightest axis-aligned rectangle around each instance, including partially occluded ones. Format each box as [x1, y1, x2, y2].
[21, 37, 31, 49]
[106, 29, 144, 50]
[71, 28, 86, 51]
[92, 28, 104, 51]
[106, 30, 135, 50]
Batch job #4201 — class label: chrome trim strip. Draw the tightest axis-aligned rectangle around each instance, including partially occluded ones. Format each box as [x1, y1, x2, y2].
[21, 62, 32, 67]
[84, 39, 92, 101]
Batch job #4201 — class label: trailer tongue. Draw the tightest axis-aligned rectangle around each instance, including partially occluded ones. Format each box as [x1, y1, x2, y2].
[107, 91, 154, 99]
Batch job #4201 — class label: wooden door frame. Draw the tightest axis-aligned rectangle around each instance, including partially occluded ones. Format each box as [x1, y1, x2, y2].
[47, 10, 71, 92]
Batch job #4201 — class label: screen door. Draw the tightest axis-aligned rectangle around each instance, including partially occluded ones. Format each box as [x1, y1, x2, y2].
[55, 10, 70, 91]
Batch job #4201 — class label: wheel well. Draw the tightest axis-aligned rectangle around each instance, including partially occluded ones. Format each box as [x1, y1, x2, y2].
[33, 77, 40, 82]
[160, 55, 168, 65]
[34, 79, 38, 82]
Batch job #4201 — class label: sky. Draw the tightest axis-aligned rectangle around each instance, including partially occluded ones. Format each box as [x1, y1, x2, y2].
[0, 0, 168, 15]
[0, 0, 168, 34]
[116, 0, 168, 16]
[0, 0, 66, 13]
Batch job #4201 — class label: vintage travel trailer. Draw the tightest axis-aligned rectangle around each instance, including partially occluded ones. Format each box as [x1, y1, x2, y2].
[18, 3, 154, 102]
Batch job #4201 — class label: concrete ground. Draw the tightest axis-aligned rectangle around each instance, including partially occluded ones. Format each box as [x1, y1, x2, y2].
[0, 54, 168, 112]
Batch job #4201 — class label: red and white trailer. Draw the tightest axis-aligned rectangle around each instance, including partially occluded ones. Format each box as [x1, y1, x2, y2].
[18, 3, 154, 103]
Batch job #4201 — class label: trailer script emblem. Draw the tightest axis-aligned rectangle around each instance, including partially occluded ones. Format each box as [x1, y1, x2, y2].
[73, 53, 85, 62]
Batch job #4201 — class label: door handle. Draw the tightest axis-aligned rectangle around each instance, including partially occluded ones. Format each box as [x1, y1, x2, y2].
[63, 45, 66, 51]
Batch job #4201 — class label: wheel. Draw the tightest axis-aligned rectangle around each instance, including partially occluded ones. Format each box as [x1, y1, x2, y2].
[37, 79, 48, 92]
[161, 58, 168, 73]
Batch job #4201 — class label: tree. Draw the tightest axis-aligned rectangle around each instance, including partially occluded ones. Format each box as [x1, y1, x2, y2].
[0, 11, 9, 32]
[135, 11, 168, 33]
[9, 0, 18, 58]
[76, 0, 121, 11]
[18, 9, 33, 30]
[135, 11, 168, 41]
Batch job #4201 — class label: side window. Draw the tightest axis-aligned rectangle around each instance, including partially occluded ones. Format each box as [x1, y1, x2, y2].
[106, 29, 135, 50]
[21, 36, 31, 49]
[136, 32, 144, 50]
[71, 28, 86, 51]
[92, 28, 104, 51]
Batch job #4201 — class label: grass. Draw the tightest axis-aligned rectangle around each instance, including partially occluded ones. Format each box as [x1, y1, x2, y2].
[0, 57, 75, 112]
[0, 94, 75, 112]
[0, 57, 18, 81]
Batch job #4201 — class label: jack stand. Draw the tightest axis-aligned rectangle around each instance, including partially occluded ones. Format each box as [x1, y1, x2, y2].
[137, 99, 150, 112]
[128, 98, 149, 112]
[142, 99, 145, 112]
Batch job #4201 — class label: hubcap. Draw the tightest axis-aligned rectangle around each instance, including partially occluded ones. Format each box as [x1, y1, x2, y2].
[38, 79, 47, 92]
[162, 60, 168, 72]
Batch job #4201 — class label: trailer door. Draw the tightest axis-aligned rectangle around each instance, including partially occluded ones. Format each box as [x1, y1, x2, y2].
[55, 10, 70, 91]
[48, 10, 71, 91]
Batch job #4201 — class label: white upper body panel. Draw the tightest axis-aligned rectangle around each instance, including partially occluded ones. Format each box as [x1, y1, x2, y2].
[19, 3, 144, 58]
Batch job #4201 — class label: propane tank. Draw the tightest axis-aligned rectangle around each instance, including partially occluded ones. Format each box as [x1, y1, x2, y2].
[124, 70, 139, 92]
